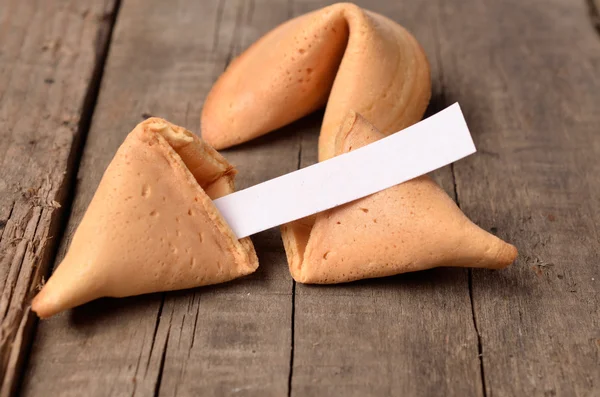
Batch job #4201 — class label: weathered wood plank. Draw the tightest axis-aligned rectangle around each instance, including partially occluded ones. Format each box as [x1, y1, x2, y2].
[155, 3, 301, 393]
[21, 0, 297, 395]
[436, 0, 600, 395]
[151, 1, 305, 392]
[288, 1, 483, 396]
[0, 0, 119, 395]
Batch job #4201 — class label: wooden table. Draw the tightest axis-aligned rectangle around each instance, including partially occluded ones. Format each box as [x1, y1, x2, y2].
[1, 0, 599, 395]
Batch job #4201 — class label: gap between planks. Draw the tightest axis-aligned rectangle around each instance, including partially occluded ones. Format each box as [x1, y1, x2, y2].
[1, 1, 124, 396]
[287, 132, 302, 397]
[451, 159, 487, 397]
[430, 7, 487, 394]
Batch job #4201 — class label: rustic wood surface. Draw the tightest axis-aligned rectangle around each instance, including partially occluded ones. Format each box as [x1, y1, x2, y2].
[0, 0, 118, 395]
[442, 0, 600, 395]
[0, 0, 596, 395]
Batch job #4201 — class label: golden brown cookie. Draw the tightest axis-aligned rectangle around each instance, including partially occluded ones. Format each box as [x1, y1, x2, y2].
[32, 118, 258, 318]
[201, 3, 431, 161]
[281, 112, 517, 283]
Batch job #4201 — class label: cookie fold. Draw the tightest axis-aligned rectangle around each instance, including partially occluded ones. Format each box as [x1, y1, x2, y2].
[281, 112, 517, 284]
[201, 2, 431, 161]
[32, 118, 258, 318]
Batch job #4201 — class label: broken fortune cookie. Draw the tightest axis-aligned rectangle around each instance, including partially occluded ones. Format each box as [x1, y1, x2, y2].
[32, 118, 258, 318]
[281, 112, 517, 283]
[201, 2, 431, 161]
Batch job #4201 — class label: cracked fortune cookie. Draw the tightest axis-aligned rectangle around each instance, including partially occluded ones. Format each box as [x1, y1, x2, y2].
[32, 118, 258, 318]
[281, 112, 518, 283]
[201, 2, 431, 161]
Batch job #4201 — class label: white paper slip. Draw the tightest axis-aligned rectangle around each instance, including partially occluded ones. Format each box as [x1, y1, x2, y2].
[214, 103, 476, 238]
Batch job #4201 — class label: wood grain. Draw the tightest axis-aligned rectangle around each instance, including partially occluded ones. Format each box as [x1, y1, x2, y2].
[0, 0, 118, 395]
[15, 0, 600, 396]
[437, 0, 600, 395]
[21, 0, 297, 395]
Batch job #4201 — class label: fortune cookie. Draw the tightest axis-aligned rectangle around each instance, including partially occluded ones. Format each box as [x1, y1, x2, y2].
[281, 112, 517, 283]
[202, 2, 431, 161]
[32, 119, 258, 318]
